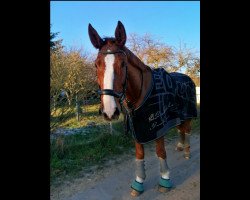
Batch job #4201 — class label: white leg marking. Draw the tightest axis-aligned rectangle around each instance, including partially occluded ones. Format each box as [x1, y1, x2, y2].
[159, 157, 170, 179]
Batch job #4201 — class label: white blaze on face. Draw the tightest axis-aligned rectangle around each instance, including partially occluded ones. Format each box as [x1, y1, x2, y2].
[103, 51, 116, 119]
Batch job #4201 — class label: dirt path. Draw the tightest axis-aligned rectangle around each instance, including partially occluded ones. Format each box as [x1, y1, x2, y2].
[51, 133, 200, 200]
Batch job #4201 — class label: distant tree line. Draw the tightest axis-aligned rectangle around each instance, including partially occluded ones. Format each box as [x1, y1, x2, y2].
[50, 28, 97, 105]
[50, 27, 98, 128]
[127, 33, 200, 86]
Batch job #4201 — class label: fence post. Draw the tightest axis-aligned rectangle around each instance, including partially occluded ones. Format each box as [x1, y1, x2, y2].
[109, 122, 113, 135]
[75, 94, 80, 122]
[53, 96, 56, 112]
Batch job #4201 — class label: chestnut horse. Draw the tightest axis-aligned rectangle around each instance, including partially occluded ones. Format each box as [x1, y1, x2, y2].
[88, 21, 197, 197]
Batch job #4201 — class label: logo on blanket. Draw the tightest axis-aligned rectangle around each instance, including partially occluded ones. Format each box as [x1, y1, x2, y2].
[149, 111, 160, 122]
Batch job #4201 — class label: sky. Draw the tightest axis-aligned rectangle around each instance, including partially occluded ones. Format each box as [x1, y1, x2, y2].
[50, 1, 200, 54]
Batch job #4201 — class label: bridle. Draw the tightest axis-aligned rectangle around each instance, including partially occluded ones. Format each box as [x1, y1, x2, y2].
[97, 49, 132, 109]
[96, 49, 143, 136]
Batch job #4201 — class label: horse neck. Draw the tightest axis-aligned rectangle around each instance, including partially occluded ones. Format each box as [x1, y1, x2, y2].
[123, 47, 150, 72]
[123, 47, 152, 108]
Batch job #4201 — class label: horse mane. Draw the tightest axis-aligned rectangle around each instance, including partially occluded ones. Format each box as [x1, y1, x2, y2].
[123, 46, 151, 72]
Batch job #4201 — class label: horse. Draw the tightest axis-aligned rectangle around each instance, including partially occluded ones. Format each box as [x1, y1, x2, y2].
[88, 21, 197, 197]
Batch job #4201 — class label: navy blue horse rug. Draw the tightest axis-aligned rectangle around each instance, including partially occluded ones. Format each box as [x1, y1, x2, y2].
[127, 68, 198, 144]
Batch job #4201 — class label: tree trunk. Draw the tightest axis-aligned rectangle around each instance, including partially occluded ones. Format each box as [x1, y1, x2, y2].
[75, 94, 80, 121]
[65, 91, 71, 106]
[53, 97, 56, 111]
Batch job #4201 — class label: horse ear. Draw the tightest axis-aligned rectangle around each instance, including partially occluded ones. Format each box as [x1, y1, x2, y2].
[88, 23, 103, 49]
[115, 21, 126, 47]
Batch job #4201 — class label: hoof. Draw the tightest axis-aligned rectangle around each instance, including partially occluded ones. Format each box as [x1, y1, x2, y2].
[131, 180, 144, 197]
[158, 177, 172, 193]
[158, 185, 171, 193]
[184, 154, 190, 159]
[130, 189, 142, 197]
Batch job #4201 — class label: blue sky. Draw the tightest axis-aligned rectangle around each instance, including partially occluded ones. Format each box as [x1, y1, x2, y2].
[50, 1, 200, 54]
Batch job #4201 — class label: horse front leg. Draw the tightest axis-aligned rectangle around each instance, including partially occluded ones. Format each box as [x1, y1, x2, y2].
[156, 136, 173, 193]
[130, 141, 145, 197]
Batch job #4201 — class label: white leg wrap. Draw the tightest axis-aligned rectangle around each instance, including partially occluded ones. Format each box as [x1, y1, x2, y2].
[135, 159, 146, 180]
[158, 157, 170, 179]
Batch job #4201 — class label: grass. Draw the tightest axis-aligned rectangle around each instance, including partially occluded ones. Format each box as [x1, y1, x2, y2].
[50, 104, 108, 130]
[50, 111, 134, 185]
[50, 103, 200, 186]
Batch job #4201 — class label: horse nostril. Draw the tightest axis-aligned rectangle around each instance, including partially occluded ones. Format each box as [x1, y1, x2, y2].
[112, 107, 120, 120]
[103, 112, 108, 118]
[114, 107, 120, 116]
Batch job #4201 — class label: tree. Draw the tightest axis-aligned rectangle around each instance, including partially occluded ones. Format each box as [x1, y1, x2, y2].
[127, 33, 200, 85]
[50, 44, 67, 112]
[62, 48, 97, 106]
[127, 33, 174, 69]
[174, 43, 200, 86]
[50, 45, 98, 128]
[50, 46, 98, 106]
[185, 57, 200, 86]
[50, 24, 63, 52]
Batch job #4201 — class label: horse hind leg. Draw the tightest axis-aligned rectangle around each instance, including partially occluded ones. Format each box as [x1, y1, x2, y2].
[176, 119, 192, 159]
[176, 130, 185, 151]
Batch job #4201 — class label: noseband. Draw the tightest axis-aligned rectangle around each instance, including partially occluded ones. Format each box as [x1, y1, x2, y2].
[97, 50, 129, 106]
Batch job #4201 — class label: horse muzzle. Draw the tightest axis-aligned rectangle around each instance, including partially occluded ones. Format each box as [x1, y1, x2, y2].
[99, 107, 120, 121]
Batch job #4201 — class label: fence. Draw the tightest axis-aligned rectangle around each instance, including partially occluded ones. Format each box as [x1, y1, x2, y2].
[50, 92, 99, 132]
[50, 87, 201, 133]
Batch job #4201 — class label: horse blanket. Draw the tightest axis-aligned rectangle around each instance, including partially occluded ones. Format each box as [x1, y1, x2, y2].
[127, 68, 197, 144]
